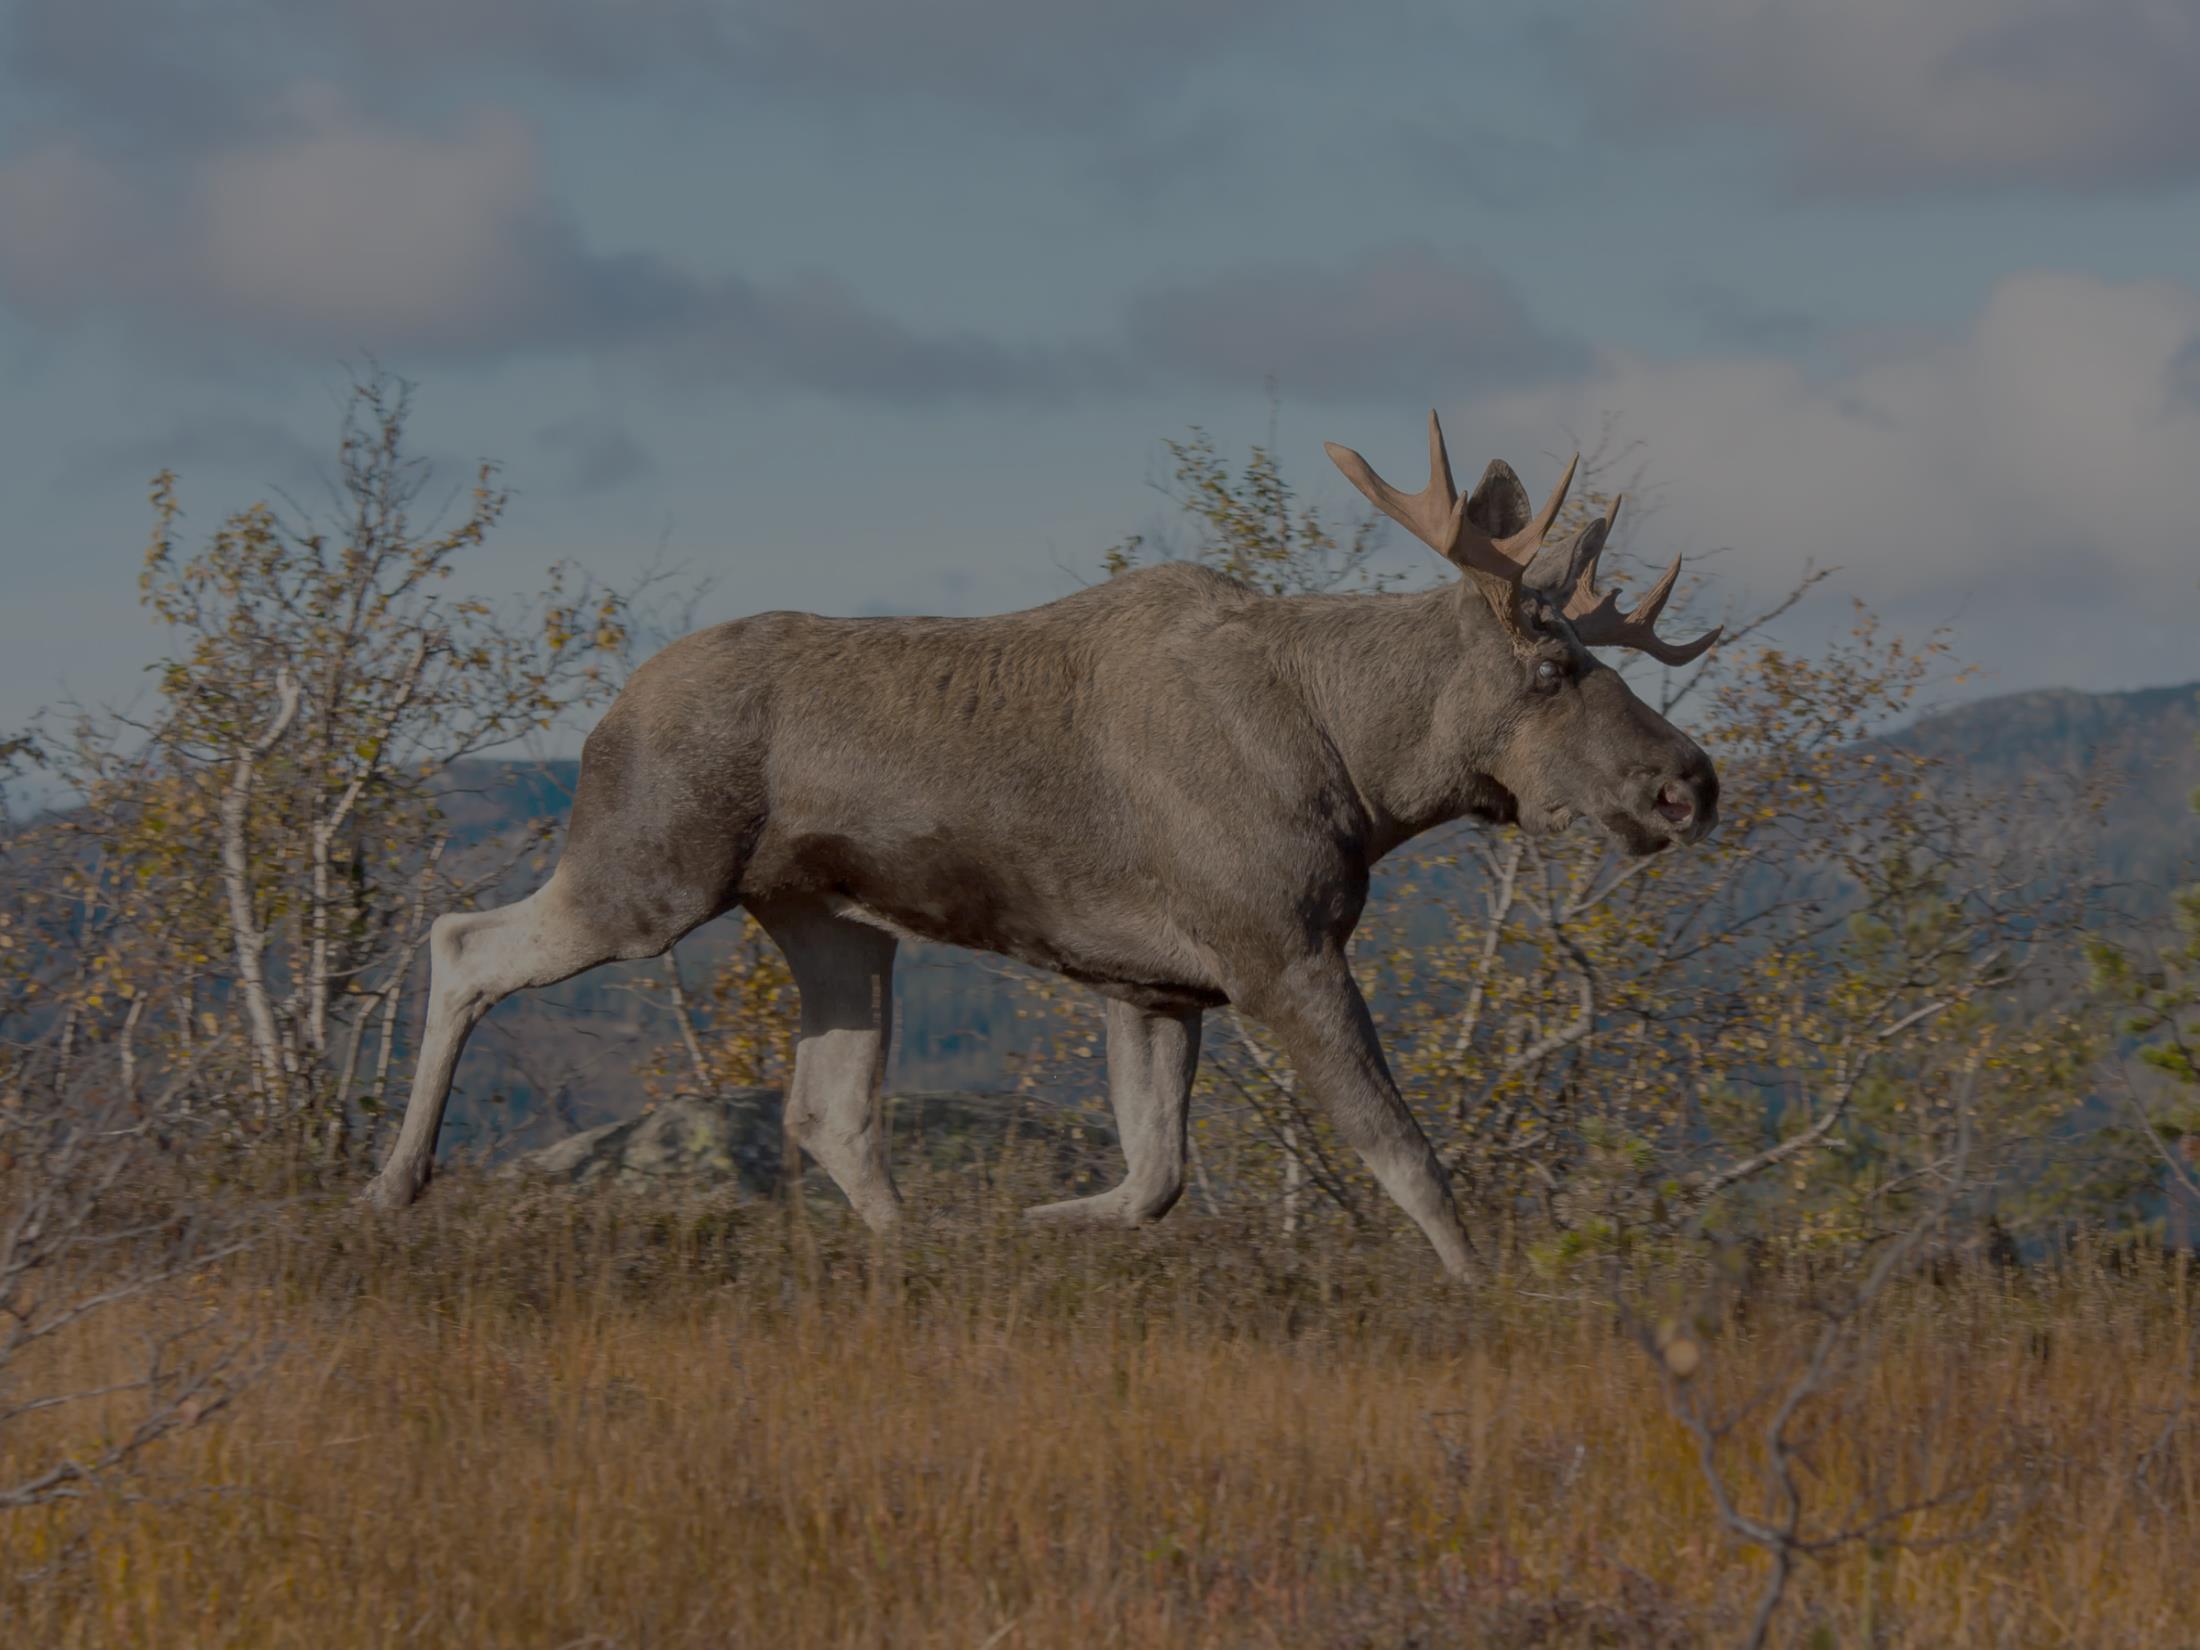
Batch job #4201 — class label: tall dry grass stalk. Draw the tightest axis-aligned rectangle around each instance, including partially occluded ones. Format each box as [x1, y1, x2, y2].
[3, 1169, 2195, 1648]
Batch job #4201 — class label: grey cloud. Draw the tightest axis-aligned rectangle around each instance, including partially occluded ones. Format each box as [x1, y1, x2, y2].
[1083, 109, 1251, 213]
[56, 412, 328, 493]
[1668, 279, 1821, 355]
[5, 0, 246, 146]
[4, 0, 730, 133]
[322, 0, 1278, 128]
[719, 0, 1282, 127]
[635, 272, 1119, 405]
[279, 0, 732, 85]
[0, 106, 1105, 406]
[1122, 246, 1584, 403]
[0, 95, 1586, 409]
[533, 412, 653, 496]
[2169, 336, 2200, 415]
[1391, 117, 1578, 214]
[1585, 0, 2200, 195]
[5, 0, 1282, 138]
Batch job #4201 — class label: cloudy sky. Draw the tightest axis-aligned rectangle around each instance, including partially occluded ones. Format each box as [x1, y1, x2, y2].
[2, 0, 2196, 733]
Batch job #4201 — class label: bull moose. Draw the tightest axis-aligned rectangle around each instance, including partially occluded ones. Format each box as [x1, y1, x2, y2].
[365, 412, 1722, 1276]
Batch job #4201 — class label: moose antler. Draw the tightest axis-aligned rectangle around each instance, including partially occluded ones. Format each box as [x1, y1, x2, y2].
[1552, 495, 1722, 666]
[1324, 411, 1573, 643]
[1326, 412, 1720, 665]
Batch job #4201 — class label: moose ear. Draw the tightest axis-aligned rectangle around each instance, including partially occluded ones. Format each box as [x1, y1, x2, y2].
[1464, 460, 1532, 540]
[1525, 514, 1607, 596]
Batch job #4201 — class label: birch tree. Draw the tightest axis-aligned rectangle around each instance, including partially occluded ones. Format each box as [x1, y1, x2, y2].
[15, 371, 640, 1164]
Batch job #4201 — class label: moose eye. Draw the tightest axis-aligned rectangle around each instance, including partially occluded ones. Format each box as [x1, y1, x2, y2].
[1533, 658, 1566, 692]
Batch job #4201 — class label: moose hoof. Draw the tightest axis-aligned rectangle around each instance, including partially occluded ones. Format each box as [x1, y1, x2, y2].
[359, 1165, 427, 1211]
[1023, 1185, 1177, 1229]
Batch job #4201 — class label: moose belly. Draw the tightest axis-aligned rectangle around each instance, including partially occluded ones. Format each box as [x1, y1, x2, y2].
[743, 825, 1226, 1012]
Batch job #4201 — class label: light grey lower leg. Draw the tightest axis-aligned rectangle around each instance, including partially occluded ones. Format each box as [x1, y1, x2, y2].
[1244, 953, 1475, 1279]
[1025, 1000, 1202, 1228]
[364, 880, 619, 1209]
[753, 899, 901, 1230]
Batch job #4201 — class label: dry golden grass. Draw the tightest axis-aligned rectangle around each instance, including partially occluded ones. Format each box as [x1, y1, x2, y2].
[4, 1175, 2197, 1648]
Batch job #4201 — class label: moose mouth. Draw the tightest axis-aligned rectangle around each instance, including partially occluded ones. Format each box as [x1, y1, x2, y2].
[1503, 785, 1706, 856]
[1601, 809, 1673, 857]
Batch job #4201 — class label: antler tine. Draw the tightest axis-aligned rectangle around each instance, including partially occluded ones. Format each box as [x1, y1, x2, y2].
[1555, 492, 1622, 614]
[1628, 556, 1680, 630]
[1499, 451, 1578, 559]
[1426, 408, 1457, 504]
[1325, 413, 1525, 600]
[1323, 409, 1462, 558]
[1566, 535, 1723, 667]
[1635, 614, 1723, 667]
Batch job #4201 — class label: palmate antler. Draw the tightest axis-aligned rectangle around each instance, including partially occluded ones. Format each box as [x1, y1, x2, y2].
[1323, 412, 1571, 642]
[1324, 411, 1720, 665]
[1554, 496, 1722, 666]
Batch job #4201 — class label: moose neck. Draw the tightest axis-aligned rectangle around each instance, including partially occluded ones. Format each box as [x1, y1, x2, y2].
[1270, 581, 1512, 861]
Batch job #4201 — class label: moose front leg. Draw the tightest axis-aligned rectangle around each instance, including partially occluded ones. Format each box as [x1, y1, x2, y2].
[1241, 951, 1476, 1280]
[1025, 999, 1202, 1228]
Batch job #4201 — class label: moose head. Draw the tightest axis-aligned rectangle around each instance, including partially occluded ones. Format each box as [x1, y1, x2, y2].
[1326, 412, 1721, 858]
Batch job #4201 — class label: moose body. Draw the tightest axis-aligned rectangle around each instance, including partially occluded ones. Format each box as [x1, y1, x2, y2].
[365, 417, 1723, 1276]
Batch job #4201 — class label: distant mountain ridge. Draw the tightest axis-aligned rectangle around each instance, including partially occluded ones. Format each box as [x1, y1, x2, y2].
[1888, 679, 2198, 893]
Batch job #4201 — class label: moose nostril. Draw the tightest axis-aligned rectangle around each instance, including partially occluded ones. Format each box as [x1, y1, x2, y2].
[1655, 780, 1694, 824]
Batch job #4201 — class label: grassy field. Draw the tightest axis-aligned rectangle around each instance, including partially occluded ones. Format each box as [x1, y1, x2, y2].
[4, 1174, 2197, 1649]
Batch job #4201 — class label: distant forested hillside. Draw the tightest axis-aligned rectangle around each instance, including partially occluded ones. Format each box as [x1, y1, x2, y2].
[1889, 680, 2198, 895]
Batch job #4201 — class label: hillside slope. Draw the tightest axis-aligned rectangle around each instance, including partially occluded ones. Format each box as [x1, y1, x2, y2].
[1890, 680, 2198, 893]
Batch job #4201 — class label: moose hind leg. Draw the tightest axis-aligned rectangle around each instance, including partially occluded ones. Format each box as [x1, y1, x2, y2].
[364, 878, 638, 1209]
[752, 898, 902, 1230]
[1026, 999, 1202, 1228]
